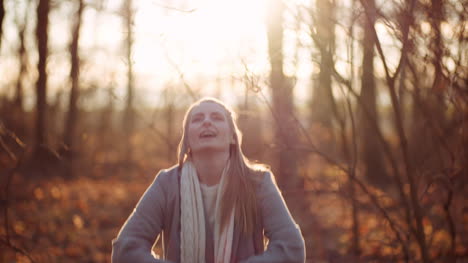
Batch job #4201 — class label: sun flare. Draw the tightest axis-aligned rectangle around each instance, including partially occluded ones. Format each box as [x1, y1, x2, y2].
[132, 0, 268, 81]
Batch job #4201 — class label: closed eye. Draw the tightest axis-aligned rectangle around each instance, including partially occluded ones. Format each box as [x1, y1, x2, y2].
[211, 113, 224, 121]
[191, 114, 204, 123]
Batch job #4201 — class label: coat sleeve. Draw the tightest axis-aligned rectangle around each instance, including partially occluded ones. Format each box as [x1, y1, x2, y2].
[111, 170, 174, 263]
[241, 172, 306, 263]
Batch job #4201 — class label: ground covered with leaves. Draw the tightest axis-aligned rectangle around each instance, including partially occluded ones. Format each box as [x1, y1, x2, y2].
[1, 159, 161, 262]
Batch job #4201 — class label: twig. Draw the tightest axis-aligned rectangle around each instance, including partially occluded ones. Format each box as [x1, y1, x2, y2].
[0, 238, 36, 263]
[0, 128, 32, 261]
[163, 52, 199, 101]
[151, 1, 196, 13]
[358, 0, 430, 261]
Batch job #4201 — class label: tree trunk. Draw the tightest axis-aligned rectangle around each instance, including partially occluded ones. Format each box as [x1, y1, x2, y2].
[310, 0, 335, 129]
[429, 0, 447, 143]
[123, 0, 135, 161]
[430, 0, 444, 93]
[267, 0, 298, 190]
[35, 0, 50, 149]
[15, 20, 27, 111]
[359, 0, 389, 187]
[0, 0, 4, 51]
[64, 0, 84, 153]
[123, 0, 134, 130]
[10, 5, 29, 138]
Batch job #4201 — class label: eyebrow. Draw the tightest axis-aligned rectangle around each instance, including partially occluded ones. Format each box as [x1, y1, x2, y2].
[191, 112, 224, 118]
[211, 112, 223, 117]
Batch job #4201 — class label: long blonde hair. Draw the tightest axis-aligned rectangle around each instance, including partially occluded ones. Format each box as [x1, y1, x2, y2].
[177, 97, 265, 234]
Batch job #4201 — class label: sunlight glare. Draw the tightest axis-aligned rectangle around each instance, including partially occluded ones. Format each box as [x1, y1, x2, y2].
[441, 22, 454, 39]
[132, 0, 268, 82]
[421, 21, 431, 35]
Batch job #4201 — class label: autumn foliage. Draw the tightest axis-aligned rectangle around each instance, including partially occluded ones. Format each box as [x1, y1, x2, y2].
[1, 0, 467, 262]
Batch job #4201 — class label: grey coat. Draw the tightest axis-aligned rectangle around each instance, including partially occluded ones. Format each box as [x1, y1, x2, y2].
[111, 165, 305, 263]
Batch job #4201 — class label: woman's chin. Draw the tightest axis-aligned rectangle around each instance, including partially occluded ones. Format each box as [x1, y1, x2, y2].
[192, 144, 229, 154]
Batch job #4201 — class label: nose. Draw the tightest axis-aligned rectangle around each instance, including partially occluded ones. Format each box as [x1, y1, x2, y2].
[202, 118, 212, 127]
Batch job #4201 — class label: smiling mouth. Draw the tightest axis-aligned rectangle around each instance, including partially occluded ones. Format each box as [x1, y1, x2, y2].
[199, 131, 217, 138]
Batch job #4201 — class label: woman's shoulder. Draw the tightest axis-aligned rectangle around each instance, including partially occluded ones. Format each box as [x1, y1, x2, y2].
[247, 163, 273, 185]
[153, 164, 181, 185]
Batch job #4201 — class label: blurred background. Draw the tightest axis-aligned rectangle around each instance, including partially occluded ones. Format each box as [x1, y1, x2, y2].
[0, 0, 467, 262]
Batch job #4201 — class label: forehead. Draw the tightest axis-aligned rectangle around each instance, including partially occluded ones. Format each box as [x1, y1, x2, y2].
[190, 102, 227, 116]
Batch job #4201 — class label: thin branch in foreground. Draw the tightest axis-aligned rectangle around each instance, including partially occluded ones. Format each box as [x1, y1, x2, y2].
[0, 128, 32, 262]
[151, 1, 197, 13]
[0, 238, 36, 263]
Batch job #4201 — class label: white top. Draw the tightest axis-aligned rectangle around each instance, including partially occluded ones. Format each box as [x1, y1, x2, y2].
[200, 183, 219, 234]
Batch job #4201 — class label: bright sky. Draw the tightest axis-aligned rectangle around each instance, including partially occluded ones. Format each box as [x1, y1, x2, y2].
[0, 0, 274, 108]
[1, 0, 435, 109]
[0, 0, 352, 109]
[82, 0, 272, 107]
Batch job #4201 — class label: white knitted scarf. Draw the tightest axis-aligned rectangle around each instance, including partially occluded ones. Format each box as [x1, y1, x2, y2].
[180, 161, 235, 263]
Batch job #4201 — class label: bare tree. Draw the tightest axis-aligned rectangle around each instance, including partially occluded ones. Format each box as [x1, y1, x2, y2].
[64, 0, 84, 156]
[309, 0, 336, 130]
[14, 5, 28, 113]
[123, 0, 135, 135]
[358, 0, 389, 187]
[34, 0, 50, 149]
[12, 0, 32, 136]
[267, 0, 299, 190]
[122, 0, 135, 162]
[0, 0, 4, 51]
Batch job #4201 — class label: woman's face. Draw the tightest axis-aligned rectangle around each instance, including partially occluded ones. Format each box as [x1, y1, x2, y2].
[187, 102, 234, 155]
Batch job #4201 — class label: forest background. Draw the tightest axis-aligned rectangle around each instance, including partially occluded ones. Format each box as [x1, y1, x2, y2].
[0, 0, 466, 262]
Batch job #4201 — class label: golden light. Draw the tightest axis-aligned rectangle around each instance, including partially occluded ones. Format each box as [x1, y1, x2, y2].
[131, 0, 269, 82]
[421, 21, 432, 35]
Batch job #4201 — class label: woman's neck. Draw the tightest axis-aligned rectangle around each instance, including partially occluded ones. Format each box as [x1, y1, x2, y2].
[192, 150, 229, 186]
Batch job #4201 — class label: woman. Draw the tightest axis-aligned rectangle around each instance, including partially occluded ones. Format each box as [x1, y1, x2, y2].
[112, 98, 305, 263]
